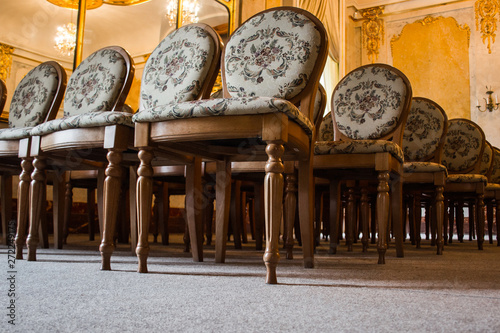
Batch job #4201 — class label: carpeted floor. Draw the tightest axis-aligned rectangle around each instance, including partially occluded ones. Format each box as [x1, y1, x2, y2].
[1, 233, 499, 332]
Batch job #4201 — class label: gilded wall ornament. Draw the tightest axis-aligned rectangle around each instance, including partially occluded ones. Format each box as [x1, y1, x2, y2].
[360, 6, 385, 63]
[0, 43, 15, 81]
[475, 0, 499, 53]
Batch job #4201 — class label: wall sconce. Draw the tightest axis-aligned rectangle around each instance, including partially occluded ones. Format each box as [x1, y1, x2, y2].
[477, 87, 500, 112]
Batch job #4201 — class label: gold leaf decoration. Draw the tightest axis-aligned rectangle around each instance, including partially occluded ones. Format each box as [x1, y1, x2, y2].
[0, 43, 15, 81]
[360, 6, 385, 63]
[475, 0, 499, 53]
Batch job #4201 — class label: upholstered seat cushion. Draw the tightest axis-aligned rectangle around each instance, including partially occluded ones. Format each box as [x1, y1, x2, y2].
[404, 162, 448, 176]
[486, 183, 500, 191]
[314, 140, 404, 163]
[0, 127, 33, 140]
[30, 111, 133, 136]
[132, 96, 314, 135]
[446, 174, 488, 184]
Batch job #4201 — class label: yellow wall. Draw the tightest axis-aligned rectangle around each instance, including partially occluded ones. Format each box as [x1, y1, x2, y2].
[391, 16, 470, 120]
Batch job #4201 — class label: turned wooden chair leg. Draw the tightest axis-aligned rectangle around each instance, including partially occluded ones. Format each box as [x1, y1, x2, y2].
[135, 148, 154, 273]
[284, 172, 297, 259]
[414, 193, 422, 249]
[487, 201, 494, 244]
[229, 180, 242, 249]
[99, 149, 124, 271]
[360, 187, 370, 252]
[476, 194, 485, 250]
[264, 142, 285, 284]
[298, 157, 314, 269]
[391, 177, 404, 258]
[329, 179, 340, 254]
[435, 186, 444, 255]
[215, 160, 231, 263]
[63, 179, 73, 245]
[185, 157, 203, 262]
[1, 174, 12, 245]
[15, 157, 33, 259]
[376, 171, 390, 264]
[27, 157, 47, 261]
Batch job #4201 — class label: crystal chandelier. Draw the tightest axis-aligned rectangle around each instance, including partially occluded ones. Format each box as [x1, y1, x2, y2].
[166, 0, 200, 26]
[54, 22, 77, 56]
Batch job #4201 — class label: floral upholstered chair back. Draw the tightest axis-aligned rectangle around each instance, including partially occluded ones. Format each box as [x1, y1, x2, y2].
[331, 64, 412, 144]
[63, 46, 133, 117]
[222, 8, 327, 121]
[488, 147, 500, 184]
[402, 97, 448, 162]
[8, 62, 66, 129]
[479, 141, 494, 176]
[0, 79, 6, 116]
[440, 118, 486, 174]
[140, 24, 221, 112]
[318, 112, 333, 142]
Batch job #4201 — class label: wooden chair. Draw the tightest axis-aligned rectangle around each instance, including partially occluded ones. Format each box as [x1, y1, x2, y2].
[0, 79, 6, 116]
[484, 146, 500, 246]
[0, 63, 66, 253]
[228, 84, 327, 259]
[314, 63, 412, 264]
[401, 97, 448, 254]
[133, 7, 328, 284]
[90, 23, 222, 270]
[23, 46, 134, 262]
[440, 119, 487, 250]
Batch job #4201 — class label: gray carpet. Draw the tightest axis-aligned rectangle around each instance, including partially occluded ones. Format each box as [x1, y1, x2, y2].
[1, 233, 500, 332]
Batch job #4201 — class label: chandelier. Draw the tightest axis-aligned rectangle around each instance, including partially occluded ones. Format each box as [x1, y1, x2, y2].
[46, 0, 151, 10]
[166, 0, 200, 26]
[54, 23, 77, 56]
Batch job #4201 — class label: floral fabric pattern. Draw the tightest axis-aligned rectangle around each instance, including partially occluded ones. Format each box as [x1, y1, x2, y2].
[318, 112, 333, 141]
[447, 174, 487, 184]
[133, 96, 313, 134]
[140, 25, 216, 111]
[403, 98, 446, 161]
[478, 142, 493, 176]
[403, 162, 448, 176]
[0, 127, 33, 140]
[64, 48, 127, 116]
[441, 119, 484, 173]
[9, 63, 60, 128]
[314, 140, 404, 163]
[224, 10, 321, 100]
[30, 111, 133, 136]
[489, 147, 500, 184]
[333, 65, 408, 140]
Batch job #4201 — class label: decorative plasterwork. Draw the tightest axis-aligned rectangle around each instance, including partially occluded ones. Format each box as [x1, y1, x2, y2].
[475, 0, 499, 53]
[46, 0, 151, 10]
[0, 43, 15, 81]
[360, 6, 385, 63]
[390, 16, 471, 54]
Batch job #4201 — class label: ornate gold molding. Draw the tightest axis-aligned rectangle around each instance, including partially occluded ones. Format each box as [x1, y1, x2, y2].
[360, 6, 385, 63]
[46, 0, 150, 10]
[475, 0, 499, 54]
[0, 43, 15, 81]
[391, 16, 471, 55]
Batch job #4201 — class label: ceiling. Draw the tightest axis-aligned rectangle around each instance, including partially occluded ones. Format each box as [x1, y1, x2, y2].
[0, 0, 229, 63]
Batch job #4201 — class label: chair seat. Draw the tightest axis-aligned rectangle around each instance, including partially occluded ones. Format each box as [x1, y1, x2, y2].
[486, 183, 500, 191]
[314, 140, 404, 163]
[30, 111, 133, 136]
[0, 127, 33, 140]
[447, 174, 488, 184]
[132, 96, 314, 135]
[404, 162, 448, 175]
